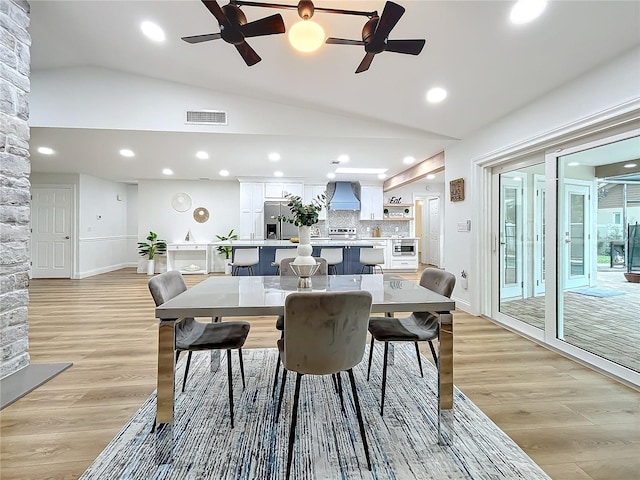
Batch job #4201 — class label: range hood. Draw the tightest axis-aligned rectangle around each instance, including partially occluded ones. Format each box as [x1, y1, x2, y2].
[327, 182, 361, 211]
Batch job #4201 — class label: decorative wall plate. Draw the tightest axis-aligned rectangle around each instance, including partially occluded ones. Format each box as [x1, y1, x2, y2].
[193, 207, 209, 223]
[171, 193, 192, 212]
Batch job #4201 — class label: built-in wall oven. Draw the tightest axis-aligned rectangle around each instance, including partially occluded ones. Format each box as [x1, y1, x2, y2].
[392, 238, 417, 256]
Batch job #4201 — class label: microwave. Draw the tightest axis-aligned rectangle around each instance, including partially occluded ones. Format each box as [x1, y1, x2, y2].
[392, 239, 416, 256]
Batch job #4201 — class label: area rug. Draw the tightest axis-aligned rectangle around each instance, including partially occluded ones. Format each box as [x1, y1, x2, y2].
[80, 346, 550, 480]
[571, 287, 625, 298]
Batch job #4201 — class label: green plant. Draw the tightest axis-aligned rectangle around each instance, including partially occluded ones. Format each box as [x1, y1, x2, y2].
[137, 231, 167, 260]
[273, 193, 327, 227]
[215, 229, 238, 259]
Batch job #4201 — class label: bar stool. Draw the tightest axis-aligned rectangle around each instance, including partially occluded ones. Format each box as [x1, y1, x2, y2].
[320, 248, 343, 275]
[272, 248, 297, 274]
[359, 248, 384, 274]
[231, 248, 259, 276]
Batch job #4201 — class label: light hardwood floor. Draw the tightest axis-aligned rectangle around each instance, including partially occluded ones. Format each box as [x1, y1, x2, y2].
[1, 268, 638, 480]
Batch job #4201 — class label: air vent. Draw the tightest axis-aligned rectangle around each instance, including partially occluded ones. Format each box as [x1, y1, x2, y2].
[186, 110, 228, 125]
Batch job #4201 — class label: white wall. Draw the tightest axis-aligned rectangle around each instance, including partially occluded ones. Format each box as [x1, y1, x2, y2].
[136, 180, 240, 272]
[30, 172, 137, 278]
[444, 46, 640, 314]
[77, 174, 133, 277]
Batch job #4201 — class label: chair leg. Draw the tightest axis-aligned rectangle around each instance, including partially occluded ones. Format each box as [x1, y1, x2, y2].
[272, 354, 282, 398]
[182, 351, 193, 393]
[331, 373, 338, 393]
[336, 371, 345, 413]
[360, 265, 365, 274]
[381, 341, 389, 416]
[428, 340, 438, 366]
[276, 368, 288, 422]
[367, 336, 375, 381]
[414, 342, 424, 378]
[286, 373, 303, 480]
[238, 348, 246, 389]
[227, 349, 234, 429]
[347, 368, 372, 471]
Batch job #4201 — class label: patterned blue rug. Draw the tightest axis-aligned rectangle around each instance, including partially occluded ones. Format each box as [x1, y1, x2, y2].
[80, 346, 550, 479]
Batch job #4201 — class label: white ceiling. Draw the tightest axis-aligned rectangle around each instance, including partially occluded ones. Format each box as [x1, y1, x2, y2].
[27, 0, 640, 185]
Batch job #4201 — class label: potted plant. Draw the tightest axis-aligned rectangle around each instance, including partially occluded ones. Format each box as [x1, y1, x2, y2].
[215, 229, 238, 274]
[273, 193, 326, 265]
[137, 231, 167, 275]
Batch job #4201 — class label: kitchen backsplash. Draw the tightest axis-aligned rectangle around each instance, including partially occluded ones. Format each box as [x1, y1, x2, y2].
[313, 210, 412, 237]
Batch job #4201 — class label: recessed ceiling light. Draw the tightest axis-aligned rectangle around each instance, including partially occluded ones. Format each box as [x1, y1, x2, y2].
[37, 146, 54, 155]
[196, 151, 209, 160]
[510, 0, 547, 25]
[327, 172, 336, 179]
[337, 154, 350, 163]
[119, 149, 135, 157]
[426, 87, 447, 104]
[162, 168, 174, 176]
[274, 171, 283, 177]
[377, 173, 387, 180]
[403, 156, 415, 165]
[268, 152, 281, 161]
[567, 162, 580, 167]
[426, 174, 436, 180]
[141, 21, 165, 42]
[335, 167, 387, 174]
[219, 169, 229, 176]
[624, 163, 637, 168]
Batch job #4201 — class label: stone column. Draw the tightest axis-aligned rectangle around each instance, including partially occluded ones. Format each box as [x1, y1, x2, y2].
[1, 0, 31, 379]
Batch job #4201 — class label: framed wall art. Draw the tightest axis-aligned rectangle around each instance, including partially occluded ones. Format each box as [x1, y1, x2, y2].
[450, 178, 465, 202]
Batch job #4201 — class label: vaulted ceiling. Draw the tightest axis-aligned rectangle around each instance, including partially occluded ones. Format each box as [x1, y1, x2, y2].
[27, 1, 640, 185]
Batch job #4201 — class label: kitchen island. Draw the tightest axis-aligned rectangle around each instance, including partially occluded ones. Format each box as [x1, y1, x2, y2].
[210, 239, 382, 275]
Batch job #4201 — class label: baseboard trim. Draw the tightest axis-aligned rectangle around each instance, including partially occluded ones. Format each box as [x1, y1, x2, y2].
[1, 363, 72, 410]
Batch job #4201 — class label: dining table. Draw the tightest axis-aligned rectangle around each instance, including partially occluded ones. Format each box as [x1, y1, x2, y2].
[154, 273, 455, 463]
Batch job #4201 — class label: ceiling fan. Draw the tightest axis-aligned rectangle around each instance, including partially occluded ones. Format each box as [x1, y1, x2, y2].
[181, 0, 286, 66]
[325, 1, 426, 73]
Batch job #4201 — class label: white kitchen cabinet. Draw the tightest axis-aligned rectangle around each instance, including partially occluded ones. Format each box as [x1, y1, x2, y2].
[264, 182, 303, 199]
[303, 184, 327, 220]
[239, 182, 264, 239]
[389, 257, 419, 271]
[167, 243, 209, 274]
[360, 185, 384, 220]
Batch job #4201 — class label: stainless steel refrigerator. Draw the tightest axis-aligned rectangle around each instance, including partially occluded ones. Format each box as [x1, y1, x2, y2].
[264, 201, 299, 240]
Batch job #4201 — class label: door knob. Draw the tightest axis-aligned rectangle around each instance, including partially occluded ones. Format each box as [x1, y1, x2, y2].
[65, 236, 70, 239]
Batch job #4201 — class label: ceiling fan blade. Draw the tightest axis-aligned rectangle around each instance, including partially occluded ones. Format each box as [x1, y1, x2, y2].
[241, 13, 285, 38]
[181, 33, 222, 44]
[201, 0, 227, 26]
[355, 52, 375, 74]
[374, 1, 405, 41]
[385, 39, 426, 55]
[326, 37, 365, 46]
[235, 41, 261, 66]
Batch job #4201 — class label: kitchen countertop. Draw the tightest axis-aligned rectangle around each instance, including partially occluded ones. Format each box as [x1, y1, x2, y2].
[210, 239, 380, 247]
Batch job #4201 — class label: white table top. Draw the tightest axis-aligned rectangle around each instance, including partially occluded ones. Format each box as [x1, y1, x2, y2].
[155, 274, 455, 319]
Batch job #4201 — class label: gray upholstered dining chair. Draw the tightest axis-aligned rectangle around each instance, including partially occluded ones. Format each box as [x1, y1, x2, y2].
[359, 247, 385, 274]
[275, 291, 374, 480]
[271, 256, 328, 395]
[366, 267, 456, 415]
[148, 270, 251, 428]
[231, 247, 259, 276]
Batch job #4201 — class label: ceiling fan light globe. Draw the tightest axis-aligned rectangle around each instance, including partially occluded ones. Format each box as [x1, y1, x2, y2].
[289, 20, 325, 53]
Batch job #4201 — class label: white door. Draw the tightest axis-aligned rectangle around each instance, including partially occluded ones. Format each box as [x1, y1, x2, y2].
[499, 176, 524, 299]
[427, 197, 441, 267]
[563, 183, 591, 289]
[31, 187, 72, 278]
[533, 175, 546, 296]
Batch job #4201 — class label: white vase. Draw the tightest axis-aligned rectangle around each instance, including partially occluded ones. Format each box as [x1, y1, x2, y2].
[293, 225, 316, 265]
[146, 259, 155, 275]
[224, 259, 232, 275]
